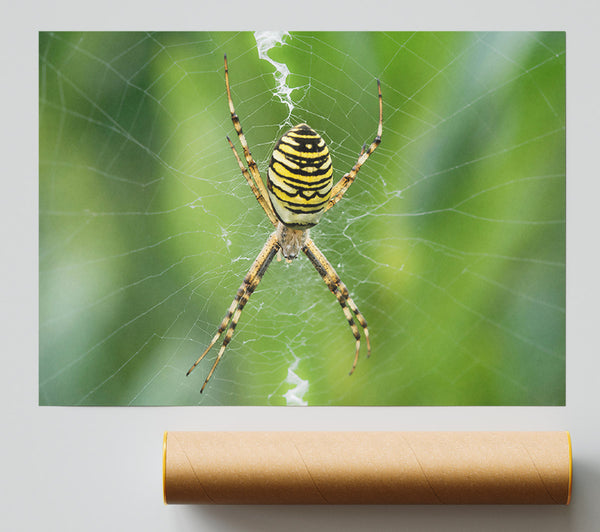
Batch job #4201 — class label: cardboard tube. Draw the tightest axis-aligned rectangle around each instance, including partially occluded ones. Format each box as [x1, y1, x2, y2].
[163, 431, 572, 505]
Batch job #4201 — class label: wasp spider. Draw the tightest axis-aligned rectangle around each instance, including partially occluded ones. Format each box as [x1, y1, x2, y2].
[188, 55, 382, 392]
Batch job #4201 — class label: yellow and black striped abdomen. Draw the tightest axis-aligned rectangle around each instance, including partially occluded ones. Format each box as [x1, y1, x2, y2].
[267, 123, 333, 228]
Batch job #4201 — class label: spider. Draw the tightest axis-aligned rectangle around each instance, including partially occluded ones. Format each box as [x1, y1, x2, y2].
[188, 54, 382, 392]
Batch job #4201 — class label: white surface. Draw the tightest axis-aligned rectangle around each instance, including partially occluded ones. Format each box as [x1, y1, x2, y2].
[2, 1, 599, 530]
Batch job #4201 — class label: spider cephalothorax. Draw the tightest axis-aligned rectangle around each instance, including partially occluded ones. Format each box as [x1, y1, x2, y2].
[187, 55, 382, 392]
[275, 224, 308, 261]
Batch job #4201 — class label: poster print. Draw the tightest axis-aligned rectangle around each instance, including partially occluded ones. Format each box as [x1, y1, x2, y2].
[40, 32, 565, 405]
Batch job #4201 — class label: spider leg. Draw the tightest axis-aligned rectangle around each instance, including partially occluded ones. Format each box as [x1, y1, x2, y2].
[226, 136, 278, 226]
[303, 238, 371, 375]
[187, 233, 280, 392]
[224, 54, 276, 223]
[325, 79, 382, 212]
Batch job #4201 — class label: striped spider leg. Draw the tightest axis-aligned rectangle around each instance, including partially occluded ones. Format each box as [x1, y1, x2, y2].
[223, 54, 278, 227]
[302, 237, 371, 375]
[187, 233, 280, 393]
[187, 54, 382, 392]
[325, 79, 382, 212]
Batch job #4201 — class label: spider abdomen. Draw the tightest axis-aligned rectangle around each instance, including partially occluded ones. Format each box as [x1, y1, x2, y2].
[267, 123, 333, 229]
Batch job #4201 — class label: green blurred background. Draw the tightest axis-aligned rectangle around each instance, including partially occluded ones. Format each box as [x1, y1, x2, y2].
[39, 32, 565, 406]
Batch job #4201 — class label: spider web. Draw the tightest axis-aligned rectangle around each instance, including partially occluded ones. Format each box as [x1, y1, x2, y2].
[39, 31, 565, 406]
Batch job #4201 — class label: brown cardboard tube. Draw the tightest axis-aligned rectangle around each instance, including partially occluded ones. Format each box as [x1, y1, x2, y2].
[163, 431, 572, 505]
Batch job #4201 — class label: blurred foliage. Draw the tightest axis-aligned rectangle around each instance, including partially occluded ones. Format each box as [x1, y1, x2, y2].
[39, 32, 565, 405]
